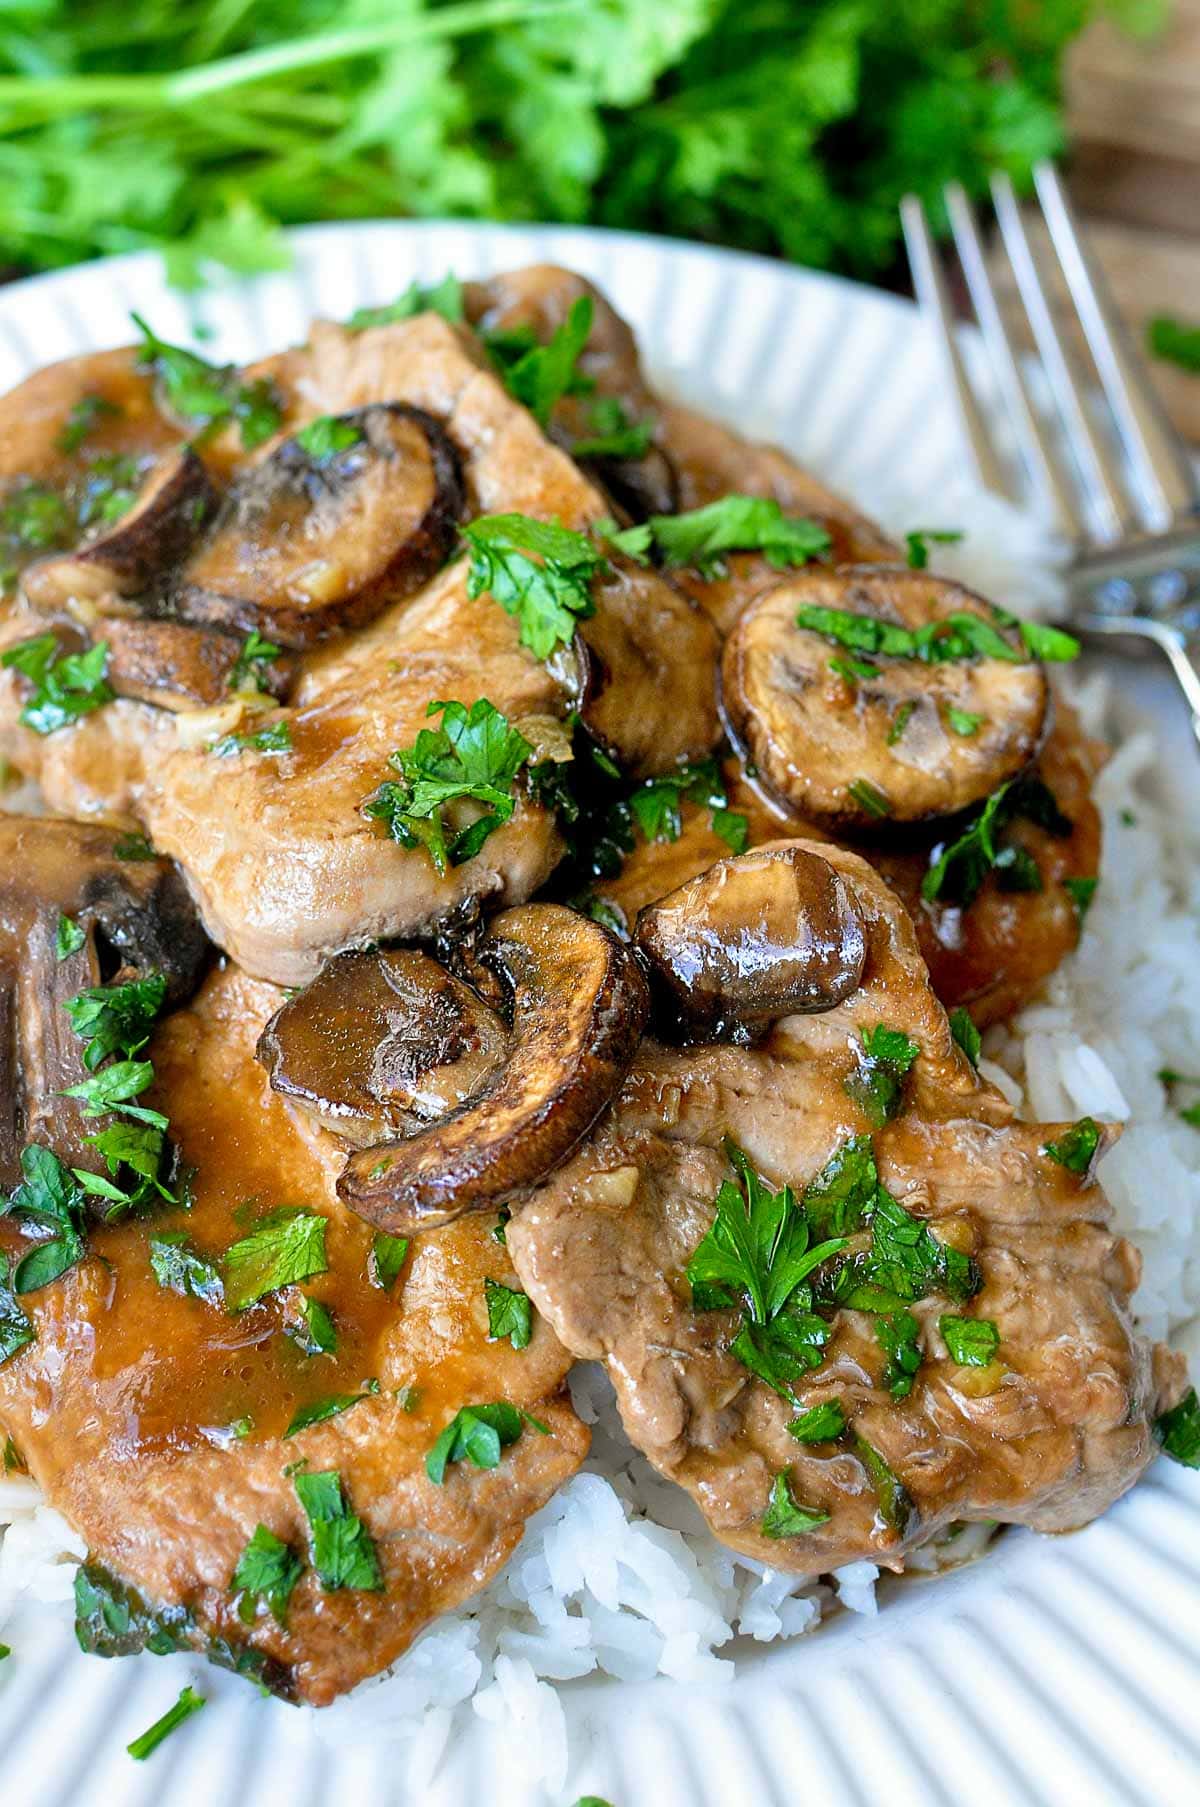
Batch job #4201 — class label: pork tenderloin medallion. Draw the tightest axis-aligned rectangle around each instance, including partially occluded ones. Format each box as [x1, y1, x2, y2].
[507, 840, 1182, 1575]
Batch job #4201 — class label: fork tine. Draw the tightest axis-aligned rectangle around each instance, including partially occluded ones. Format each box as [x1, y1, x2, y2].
[989, 171, 1132, 548]
[900, 192, 1010, 498]
[1033, 160, 1198, 531]
[943, 181, 1083, 540]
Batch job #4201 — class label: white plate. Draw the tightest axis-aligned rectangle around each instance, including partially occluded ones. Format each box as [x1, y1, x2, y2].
[0, 221, 1198, 1807]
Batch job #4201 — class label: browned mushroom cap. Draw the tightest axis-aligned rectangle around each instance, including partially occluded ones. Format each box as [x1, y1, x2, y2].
[173, 403, 465, 649]
[22, 447, 217, 612]
[722, 566, 1049, 829]
[266, 905, 649, 1235]
[0, 816, 209, 1189]
[101, 618, 295, 710]
[257, 946, 509, 1148]
[635, 844, 866, 1034]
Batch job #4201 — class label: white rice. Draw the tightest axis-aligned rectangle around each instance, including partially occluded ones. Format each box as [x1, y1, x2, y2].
[2, 481, 1198, 1796]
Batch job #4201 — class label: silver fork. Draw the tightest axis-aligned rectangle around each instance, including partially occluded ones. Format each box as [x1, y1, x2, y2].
[901, 162, 1200, 747]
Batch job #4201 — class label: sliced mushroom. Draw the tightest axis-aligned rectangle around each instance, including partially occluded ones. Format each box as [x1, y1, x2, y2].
[22, 447, 217, 612]
[173, 403, 465, 649]
[0, 816, 209, 1189]
[257, 946, 509, 1147]
[102, 618, 295, 711]
[722, 566, 1050, 829]
[635, 844, 866, 1035]
[261, 905, 649, 1234]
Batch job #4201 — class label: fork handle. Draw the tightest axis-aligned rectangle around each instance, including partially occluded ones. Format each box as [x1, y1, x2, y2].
[1073, 611, 1200, 750]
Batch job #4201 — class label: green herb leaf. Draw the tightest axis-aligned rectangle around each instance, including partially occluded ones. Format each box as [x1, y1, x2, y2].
[847, 777, 891, 818]
[922, 782, 1012, 907]
[222, 1209, 328, 1311]
[55, 913, 86, 960]
[65, 973, 166, 1071]
[1, 633, 114, 735]
[570, 395, 654, 461]
[761, 1470, 830, 1538]
[369, 1232, 410, 1291]
[949, 1007, 982, 1069]
[113, 832, 156, 861]
[1042, 1116, 1101, 1175]
[795, 602, 1019, 666]
[229, 628, 282, 693]
[425, 1401, 529, 1484]
[485, 1276, 533, 1349]
[1064, 875, 1098, 924]
[348, 274, 463, 331]
[58, 394, 121, 455]
[132, 312, 281, 449]
[365, 697, 535, 876]
[61, 1057, 156, 1117]
[492, 1207, 511, 1246]
[289, 1294, 337, 1355]
[787, 1399, 845, 1443]
[1018, 619, 1079, 662]
[284, 1381, 380, 1438]
[945, 705, 983, 737]
[853, 1433, 912, 1535]
[2, 1145, 88, 1293]
[711, 807, 750, 854]
[687, 1144, 848, 1327]
[232, 1525, 302, 1627]
[149, 1232, 223, 1305]
[645, 496, 830, 578]
[802, 1135, 878, 1240]
[462, 514, 603, 660]
[293, 1469, 383, 1591]
[74, 1562, 190, 1660]
[875, 1309, 922, 1398]
[1154, 1386, 1200, 1468]
[293, 414, 365, 463]
[486, 294, 594, 426]
[904, 527, 963, 568]
[77, 452, 143, 528]
[0, 1259, 34, 1367]
[127, 1686, 206, 1761]
[209, 718, 292, 757]
[940, 1314, 1000, 1366]
[0, 481, 72, 551]
[844, 1024, 920, 1129]
[887, 699, 915, 746]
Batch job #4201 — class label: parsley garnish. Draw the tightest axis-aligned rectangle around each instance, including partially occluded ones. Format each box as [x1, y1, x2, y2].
[209, 718, 292, 757]
[347, 273, 463, 331]
[284, 1380, 380, 1439]
[132, 312, 282, 449]
[787, 1399, 845, 1443]
[61, 1057, 158, 1117]
[617, 495, 830, 578]
[801, 1135, 878, 1240]
[945, 705, 983, 737]
[76, 452, 142, 529]
[827, 1182, 980, 1310]
[922, 783, 1012, 907]
[1154, 1386, 1200, 1468]
[993, 844, 1042, 893]
[570, 395, 653, 461]
[365, 697, 535, 877]
[293, 1469, 383, 1591]
[761, 1471, 830, 1538]
[149, 1232, 223, 1305]
[0, 1258, 34, 1366]
[940, 1314, 999, 1366]
[949, 1007, 981, 1069]
[847, 777, 891, 818]
[65, 973, 166, 1071]
[0, 480, 72, 550]
[229, 628, 282, 693]
[1042, 1116, 1100, 1175]
[492, 1207, 510, 1246]
[113, 832, 156, 861]
[232, 1525, 302, 1626]
[127, 1686, 206, 1761]
[293, 414, 365, 463]
[485, 1277, 533, 1349]
[222, 1208, 328, 1311]
[289, 1293, 337, 1354]
[796, 599, 1078, 666]
[1064, 875, 1098, 924]
[1, 1145, 87, 1293]
[425, 1401, 545, 1483]
[1018, 619, 1080, 662]
[886, 699, 915, 746]
[844, 1023, 920, 1128]
[57, 394, 120, 455]
[904, 527, 963, 569]
[853, 1433, 912, 1534]
[368, 1231, 409, 1291]
[484, 294, 594, 425]
[875, 1308, 922, 1397]
[55, 913, 85, 961]
[1, 633, 113, 735]
[462, 514, 603, 659]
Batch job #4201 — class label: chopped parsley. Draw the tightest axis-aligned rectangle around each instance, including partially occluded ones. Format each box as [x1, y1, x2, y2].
[232, 1524, 302, 1626]
[1154, 1386, 1200, 1468]
[113, 832, 156, 861]
[368, 1231, 410, 1291]
[940, 1314, 1000, 1367]
[847, 777, 891, 818]
[949, 1007, 982, 1069]
[0, 480, 72, 551]
[293, 414, 365, 463]
[425, 1401, 545, 1484]
[485, 1277, 533, 1350]
[55, 913, 85, 961]
[570, 395, 653, 461]
[761, 1471, 830, 1538]
[65, 973, 166, 1072]
[801, 1135, 879, 1240]
[209, 718, 292, 758]
[854, 1433, 912, 1535]
[229, 628, 282, 693]
[492, 1207, 511, 1246]
[827, 1181, 980, 1311]
[289, 1294, 337, 1354]
[132, 311, 282, 449]
[1, 633, 113, 735]
[284, 1380, 380, 1439]
[462, 513, 603, 659]
[993, 844, 1042, 893]
[875, 1309, 922, 1398]
[921, 777, 1073, 909]
[0, 1258, 34, 1366]
[886, 699, 915, 746]
[347, 273, 463, 331]
[612, 495, 830, 578]
[57, 393, 120, 455]
[1042, 1117, 1101, 1175]
[787, 1399, 845, 1443]
[484, 294, 594, 425]
[1064, 875, 1098, 925]
[149, 1232, 223, 1305]
[127, 1686, 206, 1761]
[796, 599, 1078, 667]
[76, 453, 142, 529]
[844, 1023, 920, 1129]
[61, 1057, 158, 1118]
[904, 527, 963, 569]
[293, 1469, 384, 1591]
[1, 1145, 87, 1292]
[1147, 314, 1200, 375]
[945, 705, 983, 737]
[222, 1208, 329, 1311]
[365, 697, 536, 877]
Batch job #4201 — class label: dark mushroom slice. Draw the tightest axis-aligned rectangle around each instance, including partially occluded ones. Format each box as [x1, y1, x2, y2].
[173, 403, 465, 649]
[0, 815, 208, 1189]
[722, 566, 1049, 829]
[257, 946, 508, 1148]
[22, 447, 217, 612]
[101, 618, 295, 711]
[270, 905, 649, 1236]
[635, 844, 866, 1036]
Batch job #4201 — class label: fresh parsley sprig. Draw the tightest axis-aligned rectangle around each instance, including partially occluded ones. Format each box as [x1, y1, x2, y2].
[425, 1401, 547, 1484]
[462, 513, 604, 660]
[606, 495, 831, 578]
[348, 273, 464, 331]
[483, 294, 595, 425]
[222, 1209, 329, 1312]
[132, 312, 282, 450]
[293, 1469, 383, 1592]
[1, 633, 113, 736]
[843, 1023, 920, 1129]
